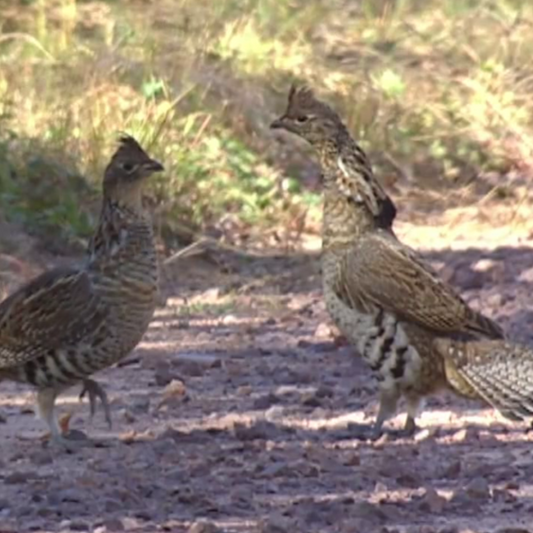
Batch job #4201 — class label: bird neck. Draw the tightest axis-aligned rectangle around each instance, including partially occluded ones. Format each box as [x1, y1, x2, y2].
[103, 182, 144, 211]
[318, 134, 396, 249]
[314, 127, 351, 164]
[322, 187, 378, 249]
[87, 197, 150, 262]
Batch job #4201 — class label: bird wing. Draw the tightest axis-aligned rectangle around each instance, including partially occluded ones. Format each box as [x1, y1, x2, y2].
[0, 266, 108, 369]
[339, 231, 504, 339]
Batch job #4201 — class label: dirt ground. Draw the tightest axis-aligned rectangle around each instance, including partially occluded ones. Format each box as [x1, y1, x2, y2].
[1, 210, 533, 533]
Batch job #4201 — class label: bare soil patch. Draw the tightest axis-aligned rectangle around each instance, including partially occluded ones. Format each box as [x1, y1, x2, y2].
[1, 214, 533, 533]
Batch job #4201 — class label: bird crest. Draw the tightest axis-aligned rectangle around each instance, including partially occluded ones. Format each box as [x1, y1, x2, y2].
[283, 84, 339, 122]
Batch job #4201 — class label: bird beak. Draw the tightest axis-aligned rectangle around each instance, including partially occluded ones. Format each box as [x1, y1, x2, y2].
[144, 159, 164, 172]
[270, 116, 286, 129]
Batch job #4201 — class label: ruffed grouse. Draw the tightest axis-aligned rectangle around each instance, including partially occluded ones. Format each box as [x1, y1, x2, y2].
[0, 135, 163, 448]
[272, 85, 533, 437]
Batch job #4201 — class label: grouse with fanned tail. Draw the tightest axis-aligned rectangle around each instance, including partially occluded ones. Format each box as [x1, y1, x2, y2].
[270, 85, 533, 438]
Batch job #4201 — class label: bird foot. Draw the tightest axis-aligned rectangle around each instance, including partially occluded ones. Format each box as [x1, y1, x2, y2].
[345, 422, 383, 441]
[345, 422, 418, 442]
[44, 429, 112, 452]
[43, 429, 92, 452]
[381, 426, 418, 440]
[79, 379, 112, 429]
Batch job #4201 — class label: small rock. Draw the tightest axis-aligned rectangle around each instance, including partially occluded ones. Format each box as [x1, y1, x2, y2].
[0, 409, 7, 423]
[66, 520, 90, 531]
[452, 427, 478, 442]
[48, 489, 85, 505]
[154, 360, 177, 386]
[5, 471, 35, 484]
[258, 515, 290, 533]
[316, 385, 334, 398]
[0, 498, 9, 510]
[187, 519, 222, 533]
[233, 420, 282, 441]
[419, 487, 446, 513]
[222, 314, 238, 325]
[396, 473, 422, 488]
[465, 476, 490, 500]
[173, 361, 203, 377]
[161, 521, 182, 532]
[173, 352, 221, 369]
[121, 517, 140, 531]
[443, 460, 461, 479]
[134, 510, 153, 521]
[374, 482, 388, 493]
[36, 507, 55, 517]
[492, 488, 517, 504]
[253, 393, 279, 410]
[128, 394, 150, 414]
[29, 450, 54, 466]
[297, 339, 335, 352]
[414, 428, 435, 441]
[300, 391, 323, 408]
[344, 453, 360, 466]
[505, 480, 520, 490]
[103, 499, 124, 513]
[158, 379, 187, 407]
[264, 405, 286, 421]
[353, 501, 386, 524]
[314, 322, 333, 338]
[237, 385, 253, 396]
[120, 408, 136, 424]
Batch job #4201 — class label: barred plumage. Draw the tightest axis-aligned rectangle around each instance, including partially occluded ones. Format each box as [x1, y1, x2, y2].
[0, 135, 163, 448]
[271, 85, 533, 438]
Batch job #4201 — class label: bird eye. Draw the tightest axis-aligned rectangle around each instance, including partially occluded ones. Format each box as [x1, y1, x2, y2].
[121, 162, 135, 173]
[296, 116, 309, 123]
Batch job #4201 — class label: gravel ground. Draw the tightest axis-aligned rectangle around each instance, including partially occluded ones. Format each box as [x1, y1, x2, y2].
[1, 219, 533, 533]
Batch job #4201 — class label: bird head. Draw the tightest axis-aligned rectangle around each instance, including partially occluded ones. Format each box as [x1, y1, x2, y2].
[270, 84, 344, 146]
[103, 135, 164, 206]
[271, 85, 397, 228]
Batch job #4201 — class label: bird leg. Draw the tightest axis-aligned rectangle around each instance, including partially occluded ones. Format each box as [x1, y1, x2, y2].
[402, 394, 422, 437]
[347, 386, 400, 441]
[79, 378, 112, 429]
[37, 388, 91, 451]
[372, 386, 400, 439]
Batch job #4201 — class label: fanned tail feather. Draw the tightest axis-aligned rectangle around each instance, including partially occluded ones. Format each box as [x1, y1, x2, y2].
[437, 338, 533, 422]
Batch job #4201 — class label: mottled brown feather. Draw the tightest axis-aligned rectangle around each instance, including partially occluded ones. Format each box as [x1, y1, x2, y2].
[0, 268, 107, 368]
[0, 134, 164, 444]
[341, 231, 504, 339]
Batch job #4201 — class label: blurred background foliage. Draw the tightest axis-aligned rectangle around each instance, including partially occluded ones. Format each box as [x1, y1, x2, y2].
[0, 0, 532, 253]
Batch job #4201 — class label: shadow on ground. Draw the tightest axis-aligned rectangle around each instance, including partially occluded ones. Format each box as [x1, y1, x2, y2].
[1, 242, 533, 531]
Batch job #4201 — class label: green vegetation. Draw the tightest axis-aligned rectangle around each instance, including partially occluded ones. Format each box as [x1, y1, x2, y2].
[0, 0, 532, 250]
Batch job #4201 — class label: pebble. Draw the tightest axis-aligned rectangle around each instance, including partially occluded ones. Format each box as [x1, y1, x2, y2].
[465, 476, 491, 500]
[4, 471, 36, 484]
[259, 516, 291, 533]
[419, 487, 446, 513]
[154, 360, 177, 386]
[233, 420, 282, 441]
[253, 393, 280, 410]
